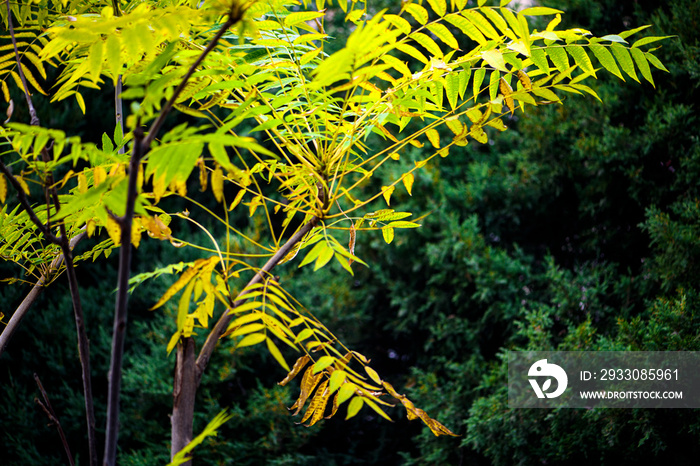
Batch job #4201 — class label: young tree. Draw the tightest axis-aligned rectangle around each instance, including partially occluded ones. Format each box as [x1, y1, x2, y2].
[0, 0, 666, 463]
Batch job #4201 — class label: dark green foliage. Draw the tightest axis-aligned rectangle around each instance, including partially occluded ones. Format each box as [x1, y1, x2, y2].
[2, 0, 699, 464]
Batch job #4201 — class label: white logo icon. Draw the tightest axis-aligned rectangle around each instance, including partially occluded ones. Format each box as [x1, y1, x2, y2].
[528, 359, 568, 399]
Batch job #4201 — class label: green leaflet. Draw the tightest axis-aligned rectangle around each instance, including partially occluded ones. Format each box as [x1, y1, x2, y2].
[520, 7, 564, 16]
[473, 68, 486, 99]
[404, 3, 428, 25]
[630, 47, 654, 86]
[566, 45, 595, 77]
[445, 72, 459, 110]
[547, 46, 570, 74]
[426, 23, 459, 50]
[284, 11, 325, 27]
[444, 13, 487, 46]
[426, 0, 447, 17]
[410, 32, 443, 59]
[589, 44, 624, 81]
[632, 36, 674, 48]
[462, 10, 500, 40]
[530, 48, 550, 74]
[610, 43, 639, 82]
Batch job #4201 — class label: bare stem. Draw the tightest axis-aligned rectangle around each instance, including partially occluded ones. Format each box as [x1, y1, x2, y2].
[34, 373, 75, 466]
[103, 11, 240, 465]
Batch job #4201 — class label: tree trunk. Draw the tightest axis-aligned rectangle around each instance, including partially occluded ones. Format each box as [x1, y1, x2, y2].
[171, 337, 196, 464]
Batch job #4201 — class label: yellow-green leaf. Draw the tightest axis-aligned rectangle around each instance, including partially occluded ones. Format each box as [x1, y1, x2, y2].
[402, 173, 414, 196]
[313, 355, 335, 373]
[426, 0, 446, 17]
[236, 333, 266, 348]
[404, 3, 428, 25]
[589, 44, 623, 81]
[266, 337, 290, 371]
[481, 49, 507, 72]
[395, 43, 429, 64]
[365, 366, 382, 385]
[410, 32, 443, 59]
[610, 43, 639, 82]
[382, 226, 394, 244]
[329, 370, 347, 393]
[381, 185, 394, 206]
[314, 244, 334, 271]
[630, 47, 653, 86]
[285, 11, 325, 27]
[520, 7, 564, 16]
[444, 13, 486, 46]
[567, 45, 595, 76]
[346, 396, 363, 420]
[425, 128, 440, 148]
[426, 23, 459, 50]
[462, 10, 499, 40]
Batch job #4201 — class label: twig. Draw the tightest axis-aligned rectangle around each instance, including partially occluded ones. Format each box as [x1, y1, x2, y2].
[0, 231, 86, 357]
[102, 9, 241, 466]
[34, 373, 75, 466]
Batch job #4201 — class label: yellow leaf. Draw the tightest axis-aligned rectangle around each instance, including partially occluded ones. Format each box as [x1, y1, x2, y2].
[0, 174, 6, 204]
[131, 217, 142, 248]
[363, 398, 392, 422]
[499, 77, 515, 114]
[197, 158, 208, 192]
[345, 396, 363, 420]
[402, 173, 414, 196]
[364, 366, 382, 385]
[425, 128, 440, 148]
[236, 333, 266, 348]
[279, 355, 311, 386]
[78, 171, 88, 193]
[302, 380, 330, 426]
[106, 215, 121, 245]
[266, 337, 290, 371]
[150, 258, 215, 310]
[381, 185, 394, 206]
[93, 166, 106, 186]
[290, 366, 324, 415]
[517, 70, 532, 90]
[87, 219, 96, 237]
[404, 3, 428, 25]
[153, 173, 166, 204]
[228, 189, 245, 211]
[382, 226, 394, 244]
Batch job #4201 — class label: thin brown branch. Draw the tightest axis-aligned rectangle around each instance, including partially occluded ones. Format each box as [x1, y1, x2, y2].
[0, 231, 85, 357]
[34, 373, 75, 466]
[195, 215, 319, 385]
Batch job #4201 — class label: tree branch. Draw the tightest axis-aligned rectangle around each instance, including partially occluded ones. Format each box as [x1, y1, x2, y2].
[103, 9, 241, 465]
[195, 216, 319, 385]
[34, 373, 75, 466]
[0, 231, 85, 358]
